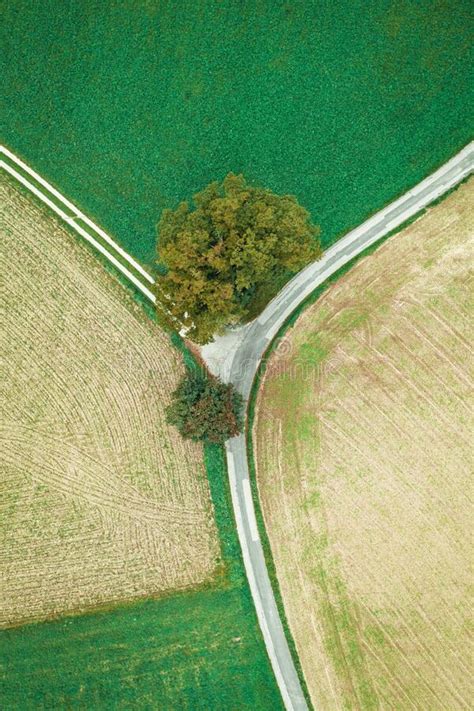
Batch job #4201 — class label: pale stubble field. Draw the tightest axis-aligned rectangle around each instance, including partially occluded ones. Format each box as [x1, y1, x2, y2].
[254, 180, 473, 710]
[1, 177, 219, 627]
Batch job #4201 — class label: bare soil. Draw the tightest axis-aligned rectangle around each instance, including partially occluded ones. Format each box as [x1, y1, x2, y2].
[254, 180, 473, 710]
[1, 177, 219, 627]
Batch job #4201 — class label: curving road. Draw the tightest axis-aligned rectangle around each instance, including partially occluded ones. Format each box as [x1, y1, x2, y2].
[201, 142, 474, 711]
[3, 141, 473, 711]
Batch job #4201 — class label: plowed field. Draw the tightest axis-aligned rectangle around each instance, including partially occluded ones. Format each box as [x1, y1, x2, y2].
[1, 176, 218, 627]
[254, 180, 473, 710]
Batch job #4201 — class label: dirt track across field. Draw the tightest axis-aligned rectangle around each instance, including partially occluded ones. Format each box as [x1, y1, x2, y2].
[254, 180, 473, 710]
[0, 177, 218, 627]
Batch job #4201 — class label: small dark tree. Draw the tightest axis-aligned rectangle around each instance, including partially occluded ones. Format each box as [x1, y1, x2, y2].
[155, 173, 321, 343]
[166, 369, 244, 444]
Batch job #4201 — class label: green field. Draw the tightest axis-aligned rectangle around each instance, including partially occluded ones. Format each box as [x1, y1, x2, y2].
[1, 0, 472, 267]
[1, 583, 280, 710]
[1, 587, 274, 709]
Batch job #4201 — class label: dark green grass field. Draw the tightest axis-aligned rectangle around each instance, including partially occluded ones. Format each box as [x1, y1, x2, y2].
[1, 0, 472, 267]
[1, 588, 274, 710]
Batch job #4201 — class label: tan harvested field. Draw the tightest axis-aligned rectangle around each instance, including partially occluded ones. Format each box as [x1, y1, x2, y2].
[0, 176, 219, 627]
[254, 180, 474, 710]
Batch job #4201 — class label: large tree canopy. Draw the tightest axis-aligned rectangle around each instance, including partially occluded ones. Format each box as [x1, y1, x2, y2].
[155, 173, 321, 343]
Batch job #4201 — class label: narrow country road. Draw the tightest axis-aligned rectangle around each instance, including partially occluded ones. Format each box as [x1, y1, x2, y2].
[2, 142, 473, 711]
[201, 142, 474, 711]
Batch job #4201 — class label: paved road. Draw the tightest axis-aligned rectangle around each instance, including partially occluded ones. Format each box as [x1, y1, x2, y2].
[202, 142, 474, 711]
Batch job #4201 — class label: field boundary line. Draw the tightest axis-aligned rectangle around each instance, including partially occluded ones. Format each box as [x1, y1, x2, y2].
[0, 150, 187, 333]
[0, 145, 155, 280]
[1, 158, 156, 303]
